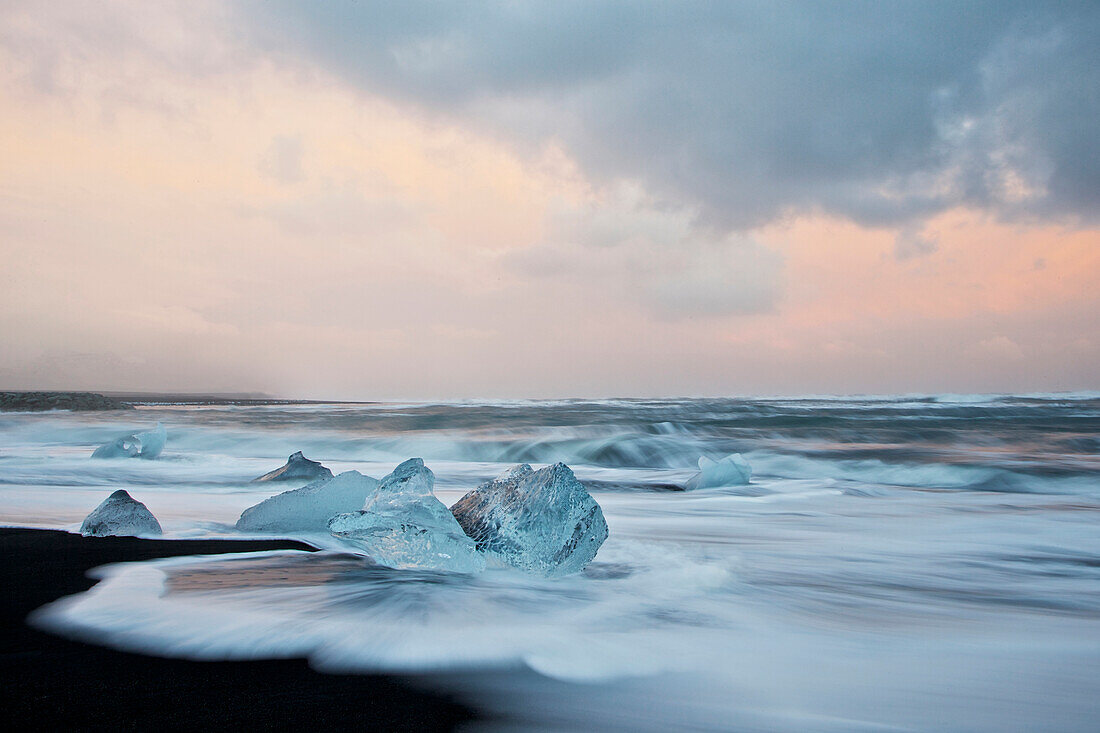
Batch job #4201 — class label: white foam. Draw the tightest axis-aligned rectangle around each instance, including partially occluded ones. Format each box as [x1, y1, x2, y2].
[7, 398, 1100, 731]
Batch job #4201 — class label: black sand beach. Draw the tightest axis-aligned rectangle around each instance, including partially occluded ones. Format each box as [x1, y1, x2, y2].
[0, 528, 473, 730]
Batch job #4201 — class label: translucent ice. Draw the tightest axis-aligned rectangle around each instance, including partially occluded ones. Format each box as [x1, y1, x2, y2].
[328, 458, 484, 573]
[235, 470, 380, 533]
[451, 462, 608, 577]
[134, 423, 167, 459]
[91, 423, 167, 459]
[90, 435, 140, 459]
[80, 489, 162, 537]
[684, 453, 751, 490]
[253, 451, 333, 483]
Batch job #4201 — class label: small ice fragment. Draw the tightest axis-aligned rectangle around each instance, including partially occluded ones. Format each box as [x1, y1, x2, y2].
[80, 489, 162, 537]
[90, 435, 140, 459]
[236, 470, 380, 533]
[133, 423, 167, 459]
[451, 462, 608, 577]
[684, 453, 751, 490]
[252, 451, 334, 483]
[328, 458, 484, 573]
[91, 423, 167, 459]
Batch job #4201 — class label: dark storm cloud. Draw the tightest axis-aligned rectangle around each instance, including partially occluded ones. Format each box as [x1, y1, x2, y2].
[246, 1, 1100, 230]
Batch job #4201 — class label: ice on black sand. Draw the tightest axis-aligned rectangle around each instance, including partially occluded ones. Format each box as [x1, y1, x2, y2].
[451, 462, 609, 577]
[80, 489, 162, 537]
[328, 458, 484, 573]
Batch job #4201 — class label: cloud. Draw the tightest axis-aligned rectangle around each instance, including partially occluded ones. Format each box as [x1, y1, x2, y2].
[894, 225, 938, 260]
[432, 324, 497, 340]
[971, 335, 1025, 362]
[246, 1, 1100, 231]
[643, 240, 783, 318]
[1, 1, 1096, 397]
[0, 0, 245, 102]
[121, 305, 240, 337]
[508, 187, 782, 318]
[258, 135, 304, 183]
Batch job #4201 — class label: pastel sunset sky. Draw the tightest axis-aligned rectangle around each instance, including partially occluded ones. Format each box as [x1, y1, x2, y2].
[1, 1, 1097, 398]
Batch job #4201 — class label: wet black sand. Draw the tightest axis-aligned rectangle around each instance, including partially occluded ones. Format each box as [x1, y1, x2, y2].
[0, 528, 473, 730]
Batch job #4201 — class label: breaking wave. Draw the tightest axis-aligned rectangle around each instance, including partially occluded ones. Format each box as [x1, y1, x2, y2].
[5, 393, 1100, 730]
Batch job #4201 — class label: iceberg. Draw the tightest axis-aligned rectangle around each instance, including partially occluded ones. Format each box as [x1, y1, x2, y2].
[91, 423, 167, 459]
[133, 422, 167, 457]
[90, 435, 140, 459]
[450, 462, 608, 577]
[253, 451, 333, 483]
[328, 458, 484, 573]
[236, 470, 380, 533]
[80, 489, 162, 537]
[684, 453, 751, 490]
[133, 423, 167, 459]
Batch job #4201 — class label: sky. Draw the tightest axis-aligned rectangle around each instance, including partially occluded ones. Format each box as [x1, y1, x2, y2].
[0, 0, 1097, 399]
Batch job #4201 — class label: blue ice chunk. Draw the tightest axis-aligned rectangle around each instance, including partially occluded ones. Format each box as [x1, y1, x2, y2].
[328, 458, 484, 573]
[451, 462, 608, 577]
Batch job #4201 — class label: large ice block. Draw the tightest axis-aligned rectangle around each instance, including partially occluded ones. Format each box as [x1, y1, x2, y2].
[328, 458, 484, 573]
[451, 462, 608, 577]
[236, 470, 380, 533]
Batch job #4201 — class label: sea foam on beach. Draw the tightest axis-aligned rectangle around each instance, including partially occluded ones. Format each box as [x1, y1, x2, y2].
[7, 395, 1100, 731]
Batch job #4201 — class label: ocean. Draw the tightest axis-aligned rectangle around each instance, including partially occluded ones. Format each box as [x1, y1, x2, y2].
[3, 394, 1099, 731]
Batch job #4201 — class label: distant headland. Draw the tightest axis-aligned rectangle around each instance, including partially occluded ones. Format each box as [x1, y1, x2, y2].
[0, 391, 373, 411]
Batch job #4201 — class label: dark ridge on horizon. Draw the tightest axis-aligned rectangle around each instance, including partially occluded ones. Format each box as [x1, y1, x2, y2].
[101, 390, 379, 406]
[0, 390, 381, 409]
[4, 390, 1097, 412]
[0, 391, 132, 412]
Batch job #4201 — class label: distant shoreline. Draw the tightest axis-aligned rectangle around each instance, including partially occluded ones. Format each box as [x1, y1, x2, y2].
[0, 390, 377, 411]
[104, 391, 378, 407]
[4, 389, 1097, 412]
[0, 391, 132, 411]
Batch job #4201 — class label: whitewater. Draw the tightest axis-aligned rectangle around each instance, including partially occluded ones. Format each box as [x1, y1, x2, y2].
[3, 394, 1099, 731]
